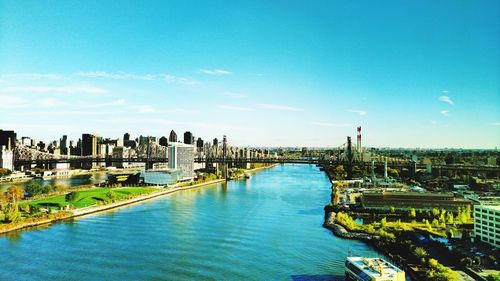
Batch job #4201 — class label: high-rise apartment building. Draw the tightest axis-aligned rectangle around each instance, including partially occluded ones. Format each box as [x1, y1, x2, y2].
[474, 204, 499, 248]
[168, 143, 194, 179]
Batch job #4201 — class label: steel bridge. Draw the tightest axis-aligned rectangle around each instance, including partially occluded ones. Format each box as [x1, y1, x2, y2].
[12, 135, 500, 176]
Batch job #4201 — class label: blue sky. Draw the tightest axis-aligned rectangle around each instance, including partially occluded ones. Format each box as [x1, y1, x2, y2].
[0, 0, 499, 148]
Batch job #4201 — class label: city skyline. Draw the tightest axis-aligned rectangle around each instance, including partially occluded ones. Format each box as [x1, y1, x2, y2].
[1, 1, 499, 148]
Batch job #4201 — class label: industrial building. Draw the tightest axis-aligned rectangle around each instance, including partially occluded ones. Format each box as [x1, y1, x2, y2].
[361, 191, 472, 211]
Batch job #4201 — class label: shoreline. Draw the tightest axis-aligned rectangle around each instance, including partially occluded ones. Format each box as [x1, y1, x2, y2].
[0, 164, 280, 235]
[0, 178, 226, 235]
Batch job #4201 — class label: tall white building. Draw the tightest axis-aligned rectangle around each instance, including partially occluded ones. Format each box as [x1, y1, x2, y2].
[474, 204, 500, 248]
[168, 143, 194, 179]
[0, 146, 14, 171]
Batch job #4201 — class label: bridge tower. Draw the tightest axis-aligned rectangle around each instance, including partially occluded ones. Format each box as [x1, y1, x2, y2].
[221, 135, 228, 179]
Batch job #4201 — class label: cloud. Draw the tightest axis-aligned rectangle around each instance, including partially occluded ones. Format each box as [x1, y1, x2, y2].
[75, 71, 198, 85]
[0, 95, 28, 108]
[441, 90, 448, 94]
[440, 110, 449, 116]
[492, 122, 500, 126]
[136, 105, 156, 113]
[217, 105, 251, 111]
[0, 85, 107, 95]
[222, 92, 247, 98]
[310, 122, 350, 127]
[348, 109, 367, 116]
[39, 98, 63, 107]
[257, 103, 302, 111]
[439, 95, 454, 105]
[0, 73, 64, 80]
[200, 69, 231, 75]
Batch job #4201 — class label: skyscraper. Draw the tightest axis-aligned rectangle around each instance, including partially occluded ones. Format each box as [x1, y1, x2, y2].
[0, 130, 16, 150]
[169, 130, 178, 143]
[184, 131, 193, 145]
[60, 135, 68, 155]
[159, 136, 168, 147]
[124, 133, 130, 141]
[196, 137, 204, 148]
[82, 134, 97, 156]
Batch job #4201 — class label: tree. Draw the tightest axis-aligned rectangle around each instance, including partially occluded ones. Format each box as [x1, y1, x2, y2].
[446, 212, 454, 224]
[0, 168, 12, 177]
[42, 184, 53, 194]
[65, 192, 78, 202]
[409, 208, 417, 218]
[432, 208, 441, 218]
[106, 190, 116, 202]
[414, 247, 428, 264]
[380, 217, 387, 228]
[389, 206, 396, 213]
[25, 181, 43, 197]
[55, 184, 65, 193]
[5, 185, 24, 204]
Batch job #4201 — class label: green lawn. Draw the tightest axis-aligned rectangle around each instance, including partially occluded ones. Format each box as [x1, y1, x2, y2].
[29, 187, 157, 210]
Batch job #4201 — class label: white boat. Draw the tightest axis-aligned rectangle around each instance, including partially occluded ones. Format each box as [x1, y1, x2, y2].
[345, 257, 405, 281]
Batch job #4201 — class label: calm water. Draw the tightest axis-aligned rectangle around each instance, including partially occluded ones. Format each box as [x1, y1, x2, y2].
[0, 173, 108, 190]
[0, 164, 382, 281]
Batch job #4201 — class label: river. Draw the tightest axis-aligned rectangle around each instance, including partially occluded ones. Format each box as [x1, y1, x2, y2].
[0, 164, 382, 280]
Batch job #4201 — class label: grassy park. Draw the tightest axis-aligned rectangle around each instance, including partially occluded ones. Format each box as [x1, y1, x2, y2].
[28, 187, 157, 210]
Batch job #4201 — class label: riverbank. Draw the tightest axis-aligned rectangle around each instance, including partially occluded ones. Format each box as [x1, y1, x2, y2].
[0, 178, 226, 235]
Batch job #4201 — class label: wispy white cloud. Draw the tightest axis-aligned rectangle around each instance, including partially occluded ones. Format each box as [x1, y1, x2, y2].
[21, 110, 117, 116]
[222, 92, 247, 98]
[439, 95, 454, 105]
[441, 90, 448, 94]
[0, 95, 28, 108]
[136, 105, 156, 113]
[200, 69, 231, 76]
[348, 109, 367, 116]
[0, 73, 64, 80]
[258, 103, 302, 111]
[75, 71, 198, 85]
[440, 110, 449, 116]
[217, 105, 251, 111]
[0, 85, 107, 95]
[164, 108, 198, 115]
[77, 99, 126, 108]
[39, 97, 65, 107]
[310, 122, 350, 127]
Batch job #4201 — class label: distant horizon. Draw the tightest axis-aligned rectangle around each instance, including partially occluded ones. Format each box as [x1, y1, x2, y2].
[1, 1, 499, 148]
[3, 128, 499, 150]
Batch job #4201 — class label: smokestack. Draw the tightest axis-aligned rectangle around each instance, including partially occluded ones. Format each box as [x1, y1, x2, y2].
[384, 160, 388, 179]
[357, 126, 362, 160]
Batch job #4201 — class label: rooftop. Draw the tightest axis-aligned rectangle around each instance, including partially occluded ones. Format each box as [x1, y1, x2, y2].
[347, 257, 403, 279]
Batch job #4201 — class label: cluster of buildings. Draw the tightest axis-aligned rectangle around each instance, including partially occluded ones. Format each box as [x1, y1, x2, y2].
[0, 128, 276, 182]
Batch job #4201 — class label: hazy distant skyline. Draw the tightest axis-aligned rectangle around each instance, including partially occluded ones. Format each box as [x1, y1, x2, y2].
[1, 1, 499, 148]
